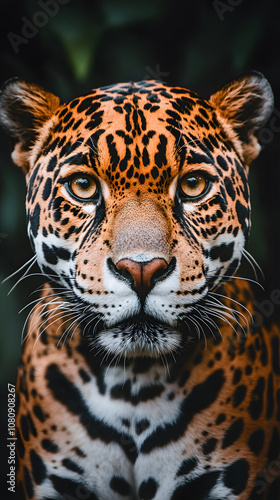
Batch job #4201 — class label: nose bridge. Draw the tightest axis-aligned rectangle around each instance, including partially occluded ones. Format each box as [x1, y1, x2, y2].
[111, 198, 170, 262]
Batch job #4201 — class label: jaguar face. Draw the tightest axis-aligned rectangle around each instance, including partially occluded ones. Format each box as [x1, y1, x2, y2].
[0, 75, 273, 357]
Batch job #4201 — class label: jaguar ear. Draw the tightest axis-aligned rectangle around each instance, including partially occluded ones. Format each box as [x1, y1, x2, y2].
[210, 72, 274, 165]
[0, 78, 60, 173]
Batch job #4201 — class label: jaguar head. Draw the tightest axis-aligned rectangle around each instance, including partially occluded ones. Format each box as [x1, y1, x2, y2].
[0, 74, 273, 357]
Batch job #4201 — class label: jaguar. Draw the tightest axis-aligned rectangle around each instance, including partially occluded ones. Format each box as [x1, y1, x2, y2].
[1, 73, 280, 500]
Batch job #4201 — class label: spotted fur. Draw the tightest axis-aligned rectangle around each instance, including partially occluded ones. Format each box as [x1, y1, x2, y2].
[1, 73, 279, 500]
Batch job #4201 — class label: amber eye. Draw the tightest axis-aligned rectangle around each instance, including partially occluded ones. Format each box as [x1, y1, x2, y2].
[179, 174, 208, 200]
[68, 175, 98, 201]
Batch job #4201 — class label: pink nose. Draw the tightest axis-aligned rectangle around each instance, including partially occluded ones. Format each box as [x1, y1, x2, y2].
[116, 258, 168, 297]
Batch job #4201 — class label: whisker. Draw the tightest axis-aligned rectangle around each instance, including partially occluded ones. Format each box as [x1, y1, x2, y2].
[242, 248, 265, 281]
[2, 255, 37, 284]
[208, 274, 265, 290]
[205, 295, 250, 326]
[7, 260, 38, 295]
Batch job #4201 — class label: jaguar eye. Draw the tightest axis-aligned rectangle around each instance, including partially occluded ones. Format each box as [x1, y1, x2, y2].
[179, 174, 208, 200]
[68, 175, 98, 201]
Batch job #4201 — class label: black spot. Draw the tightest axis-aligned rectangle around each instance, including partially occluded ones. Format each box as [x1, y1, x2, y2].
[195, 114, 209, 129]
[260, 336, 268, 366]
[127, 165, 134, 178]
[151, 166, 159, 179]
[62, 458, 84, 475]
[46, 155, 57, 172]
[176, 457, 198, 476]
[79, 368, 91, 383]
[233, 385, 247, 407]
[235, 199, 249, 234]
[42, 177, 52, 201]
[42, 243, 58, 265]
[20, 415, 29, 441]
[110, 476, 131, 496]
[224, 176, 236, 200]
[85, 102, 102, 116]
[247, 343, 256, 362]
[106, 134, 120, 172]
[223, 459, 249, 494]
[62, 111, 72, 123]
[271, 337, 280, 374]
[135, 419, 150, 435]
[139, 477, 158, 500]
[111, 379, 164, 405]
[72, 446, 87, 458]
[16, 431, 25, 459]
[202, 437, 217, 455]
[233, 368, 242, 384]
[245, 365, 252, 375]
[85, 111, 104, 130]
[154, 134, 167, 168]
[141, 370, 224, 453]
[27, 162, 40, 201]
[69, 98, 79, 108]
[267, 427, 280, 463]
[19, 372, 29, 402]
[24, 466, 34, 498]
[248, 377, 265, 420]
[41, 439, 59, 453]
[210, 242, 234, 262]
[216, 413, 226, 425]
[222, 418, 244, 449]
[17, 481, 25, 500]
[55, 247, 71, 261]
[171, 470, 220, 500]
[216, 155, 229, 171]
[29, 366, 35, 382]
[266, 372, 274, 419]
[30, 203, 41, 238]
[248, 428, 265, 455]
[187, 152, 213, 166]
[46, 364, 137, 463]
[33, 405, 45, 422]
[30, 449, 47, 485]
[50, 475, 98, 499]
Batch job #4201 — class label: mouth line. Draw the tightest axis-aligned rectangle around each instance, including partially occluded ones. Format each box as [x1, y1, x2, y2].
[108, 311, 175, 331]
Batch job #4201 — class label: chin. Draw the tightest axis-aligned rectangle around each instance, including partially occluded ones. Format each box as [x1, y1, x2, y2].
[92, 313, 182, 358]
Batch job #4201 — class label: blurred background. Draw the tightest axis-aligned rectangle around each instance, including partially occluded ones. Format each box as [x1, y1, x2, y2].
[0, 0, 279, 492]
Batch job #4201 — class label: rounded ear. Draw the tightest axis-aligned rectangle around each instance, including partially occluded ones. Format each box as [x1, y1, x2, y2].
[210, 72, 274, 165]
[0, 78, 60, 173]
